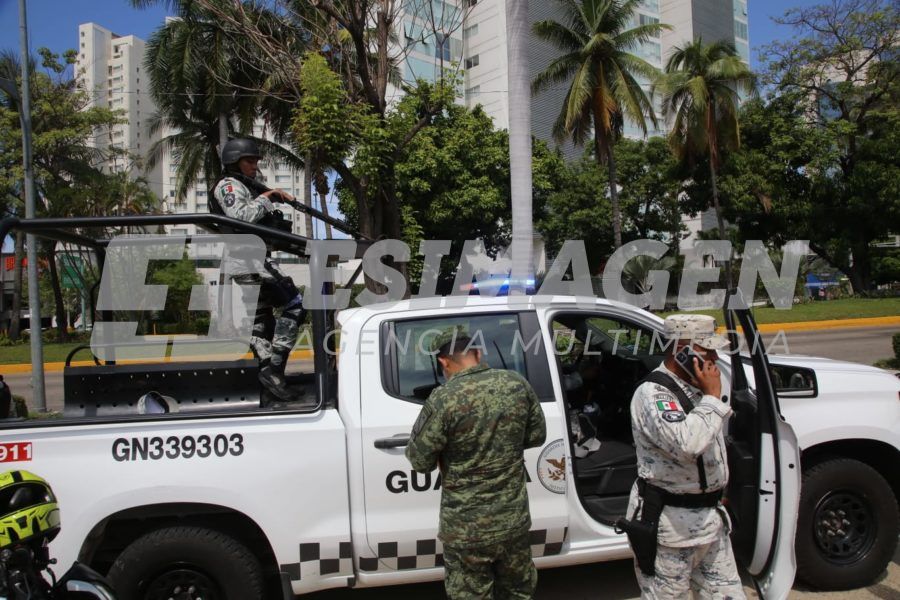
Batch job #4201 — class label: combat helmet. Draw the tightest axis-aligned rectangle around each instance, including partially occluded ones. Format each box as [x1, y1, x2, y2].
[221, 138, 262, 168]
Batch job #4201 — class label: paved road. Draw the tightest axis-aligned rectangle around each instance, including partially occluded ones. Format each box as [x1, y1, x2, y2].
[5, 326, 898, 411]
[306, 547, 900, 599]
[762, 325, 900, 365]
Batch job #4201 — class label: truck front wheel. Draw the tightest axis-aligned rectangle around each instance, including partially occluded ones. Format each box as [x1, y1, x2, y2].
[796, 458, 899, 590]
[107, 526, 265, 600]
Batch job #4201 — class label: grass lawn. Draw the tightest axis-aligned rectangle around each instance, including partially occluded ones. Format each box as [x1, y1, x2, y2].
[658, 297, 900, 324]
[0, 342, 90, 365]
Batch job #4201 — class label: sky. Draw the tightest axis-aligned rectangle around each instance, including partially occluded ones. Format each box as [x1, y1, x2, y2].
[1, 0, 825, 73]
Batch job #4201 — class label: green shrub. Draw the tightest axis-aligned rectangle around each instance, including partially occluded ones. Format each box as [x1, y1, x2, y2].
[893, 332, 900, 361]
[27, 410, 62, 420]
[349, 283, 367, 308]
[12, 395, 27, 418]
[0, 334, 21, 347]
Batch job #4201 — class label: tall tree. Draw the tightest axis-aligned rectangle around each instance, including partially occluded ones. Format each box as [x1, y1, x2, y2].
[188, 0, 471, 247]
[0, 50, 27, 340]
[718, 92, 899, 294]
[0, 48, 122, 341]
[761, 0, 899, 291]
[655, 38, 755, 241]
[614, 136, 685, 241]
[538, 154, 614, 271]
[141, 4, 303, 201]
[532, 0, 667, 248]
[336, 98, 565, 290]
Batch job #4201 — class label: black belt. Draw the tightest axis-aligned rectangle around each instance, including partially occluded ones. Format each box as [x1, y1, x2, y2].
[638, 479, 723, 509]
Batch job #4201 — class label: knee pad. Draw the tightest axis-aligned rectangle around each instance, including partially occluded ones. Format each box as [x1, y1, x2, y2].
[253, 308, 276, 341]
[285, 293, 304, 312]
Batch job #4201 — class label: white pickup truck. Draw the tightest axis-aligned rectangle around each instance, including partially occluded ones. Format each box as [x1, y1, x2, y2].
[2, 295, 899, 600]
[1, 215, 897, 600]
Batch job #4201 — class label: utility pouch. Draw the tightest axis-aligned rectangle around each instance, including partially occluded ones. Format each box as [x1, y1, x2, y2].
[260, 209, 293, 233]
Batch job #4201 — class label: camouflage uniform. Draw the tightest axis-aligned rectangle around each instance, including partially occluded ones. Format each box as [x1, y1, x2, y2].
[627, 361, 744, 599]
[213, 176, 304, 373]
[405, 333, 546, 600]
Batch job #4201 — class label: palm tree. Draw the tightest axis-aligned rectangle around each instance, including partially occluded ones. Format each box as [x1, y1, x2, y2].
[533, 0, 668, 248]
[622, 253, 676, 296]
[655, 38, 754, 241]
[143, 5, 303, 201]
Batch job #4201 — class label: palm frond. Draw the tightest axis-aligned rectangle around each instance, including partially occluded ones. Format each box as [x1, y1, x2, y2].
[532, 53, 582, 94]
[532, 19, 586, 53]
[613, 23, 672, 49]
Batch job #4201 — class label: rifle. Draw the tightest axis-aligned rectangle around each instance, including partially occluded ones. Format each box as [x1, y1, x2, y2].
[218, 172, 372, 241]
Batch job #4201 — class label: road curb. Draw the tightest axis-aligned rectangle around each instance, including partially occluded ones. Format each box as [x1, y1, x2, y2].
[1, 349, 315, 375]
[751, 316, 900, 334]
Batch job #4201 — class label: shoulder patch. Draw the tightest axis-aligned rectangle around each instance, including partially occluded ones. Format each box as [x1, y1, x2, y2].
[224, 183, 234, 193]
[411, 403, 435, 438]
[661, 410, 686, 423]
[655, 399, 681, 412]
[223, 193, 236, 207]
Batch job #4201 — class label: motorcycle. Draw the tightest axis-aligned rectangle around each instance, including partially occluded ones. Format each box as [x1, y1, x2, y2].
[0, 470, 115, 600]
[0, 543, 114, 600]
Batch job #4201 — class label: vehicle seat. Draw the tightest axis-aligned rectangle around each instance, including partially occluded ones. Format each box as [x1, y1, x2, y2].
[574, 440, 637, 496]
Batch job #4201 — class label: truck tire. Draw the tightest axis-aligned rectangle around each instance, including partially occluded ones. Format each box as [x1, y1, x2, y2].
[106, 526, 265, 600]
[796, 458, 899, 590]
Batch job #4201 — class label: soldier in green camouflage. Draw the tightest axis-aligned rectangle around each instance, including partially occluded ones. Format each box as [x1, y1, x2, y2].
[406, 326, 547, 599]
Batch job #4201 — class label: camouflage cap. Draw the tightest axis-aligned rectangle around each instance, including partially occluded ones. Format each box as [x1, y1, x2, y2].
[429, 325, 469, 354]
[663, 314, 730, 350]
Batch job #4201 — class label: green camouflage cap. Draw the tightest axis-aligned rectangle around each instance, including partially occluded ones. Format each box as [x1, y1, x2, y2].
[429, 325, 469, 354]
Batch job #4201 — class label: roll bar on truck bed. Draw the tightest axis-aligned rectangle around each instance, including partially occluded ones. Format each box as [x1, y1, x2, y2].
[0, 208, 373, 415]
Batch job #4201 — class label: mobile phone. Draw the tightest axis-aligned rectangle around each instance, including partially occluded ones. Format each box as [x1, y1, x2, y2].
[675, 346, 706, 375]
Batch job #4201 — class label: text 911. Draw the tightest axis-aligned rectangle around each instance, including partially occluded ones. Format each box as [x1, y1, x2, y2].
[0, 442, 33, 463]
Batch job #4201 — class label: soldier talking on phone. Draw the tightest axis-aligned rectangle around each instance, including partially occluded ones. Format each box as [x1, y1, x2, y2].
[617, 314, 745, 599]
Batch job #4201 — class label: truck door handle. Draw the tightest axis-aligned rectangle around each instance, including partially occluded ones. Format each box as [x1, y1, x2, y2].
[374, 434, 410, 449]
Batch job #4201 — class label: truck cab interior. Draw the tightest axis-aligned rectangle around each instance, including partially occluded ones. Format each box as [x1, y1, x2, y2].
[550, 313, 666, 525]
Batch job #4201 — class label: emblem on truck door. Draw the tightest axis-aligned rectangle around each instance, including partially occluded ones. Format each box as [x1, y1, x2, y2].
[536, 439, 567, 494]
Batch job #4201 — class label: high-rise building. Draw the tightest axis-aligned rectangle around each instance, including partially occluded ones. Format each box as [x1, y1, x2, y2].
[461, 1, 749, 250]
[463, 0, 747, 148]
[399, 4, 465, 84]
[76, 23, 162, 187]
[75, 22, 310, 239]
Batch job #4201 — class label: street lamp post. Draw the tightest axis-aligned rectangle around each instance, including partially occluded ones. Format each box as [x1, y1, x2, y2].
[16, 0, 47, 411]
[506, 0, 533, 296]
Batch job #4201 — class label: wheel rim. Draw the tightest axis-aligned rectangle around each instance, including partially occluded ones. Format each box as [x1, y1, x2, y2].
[813, 489, 876, 564]
[144, 567, 222, 600]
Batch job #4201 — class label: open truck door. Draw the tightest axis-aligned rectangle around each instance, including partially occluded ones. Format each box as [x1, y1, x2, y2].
[724, 305, 801, 599]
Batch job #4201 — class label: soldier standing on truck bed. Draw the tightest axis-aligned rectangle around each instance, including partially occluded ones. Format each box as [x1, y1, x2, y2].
[210, 138, 306, 403]
[405, 326, 547, 599]
[618, 314, 745, 599]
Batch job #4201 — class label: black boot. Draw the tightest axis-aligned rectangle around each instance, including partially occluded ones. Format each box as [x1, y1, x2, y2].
[258, 364, 299, 403]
